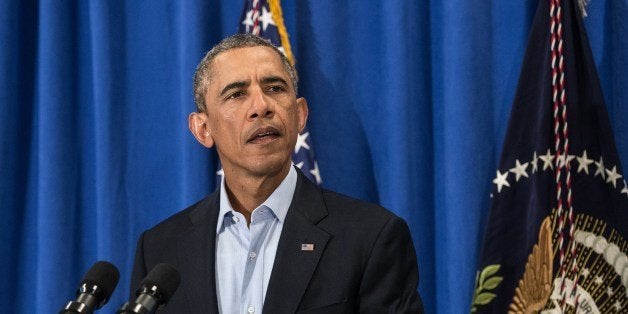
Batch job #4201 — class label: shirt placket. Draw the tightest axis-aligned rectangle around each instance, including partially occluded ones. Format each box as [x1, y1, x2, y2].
[241, 206, 273, 314]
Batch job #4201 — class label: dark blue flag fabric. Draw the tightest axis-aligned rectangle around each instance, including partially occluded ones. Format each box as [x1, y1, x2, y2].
[215, 0, 322, 186]
[473, 0, 628, 312]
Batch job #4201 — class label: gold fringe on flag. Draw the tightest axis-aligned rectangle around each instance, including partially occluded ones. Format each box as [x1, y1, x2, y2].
[268, 0, 295, 65]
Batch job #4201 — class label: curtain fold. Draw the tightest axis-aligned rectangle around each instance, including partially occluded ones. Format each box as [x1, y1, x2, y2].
[1, 1, 625, 313]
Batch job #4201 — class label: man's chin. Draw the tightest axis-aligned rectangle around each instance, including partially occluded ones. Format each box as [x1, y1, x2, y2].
[245, 158, 292, 177]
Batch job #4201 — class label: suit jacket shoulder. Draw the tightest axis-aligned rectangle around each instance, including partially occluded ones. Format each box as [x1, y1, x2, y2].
[130, 191, 221, 313]
[319, 188, 398, 230]
[145, 191, 219, 237]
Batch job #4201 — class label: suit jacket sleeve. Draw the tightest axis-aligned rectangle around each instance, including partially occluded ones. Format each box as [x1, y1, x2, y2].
[129, 231, 148, 301]
[358, 216, 424, 313]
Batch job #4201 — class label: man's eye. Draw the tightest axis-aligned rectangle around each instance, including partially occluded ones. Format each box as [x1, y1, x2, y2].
[267, 85, 285, 93]
[227, 91, 245, 100]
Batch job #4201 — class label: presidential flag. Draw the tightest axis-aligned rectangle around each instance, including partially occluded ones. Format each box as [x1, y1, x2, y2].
[472, 0, 627, 312]
[215, 0, 322, 186]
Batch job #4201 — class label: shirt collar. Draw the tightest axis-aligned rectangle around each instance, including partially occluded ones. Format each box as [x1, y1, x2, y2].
[216, 165, 298, 234]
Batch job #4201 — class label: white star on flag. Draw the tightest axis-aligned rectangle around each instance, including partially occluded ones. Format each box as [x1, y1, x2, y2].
[493, 170, 510, 193]
[242, 10, 254, 31]
[509, 159, 529, 181]
[309, 161, 322, 185]
[613, 300, 622, 311]
[576, 150, 594, 174]
[258, 6, 276, 31]
[295, 132, 311, 154]
[562, 154, 575, 168]
[531, 152, 539, 173]
[594, 156, 606, 179]
[605, 166, 622, 188]
[539, 149, 554, 171]
[556, 154, 565, 169]
[594, 275, 603, 285]
[621, 181, 628, 196]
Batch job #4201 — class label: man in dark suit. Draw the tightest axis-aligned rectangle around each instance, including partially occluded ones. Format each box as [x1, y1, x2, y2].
[130, 33, 423, 313]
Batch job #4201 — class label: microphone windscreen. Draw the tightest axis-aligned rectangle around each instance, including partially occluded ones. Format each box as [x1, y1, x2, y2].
[140, 263, 181, 303]
[81, 260, 120, 300]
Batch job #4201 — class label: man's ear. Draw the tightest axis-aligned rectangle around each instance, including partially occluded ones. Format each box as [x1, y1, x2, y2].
[188, 112, 215, 148]
[296, 97, 309, 133]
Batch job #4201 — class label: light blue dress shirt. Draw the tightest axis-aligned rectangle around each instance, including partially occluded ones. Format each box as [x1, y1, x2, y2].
[215, 166, 297, 314]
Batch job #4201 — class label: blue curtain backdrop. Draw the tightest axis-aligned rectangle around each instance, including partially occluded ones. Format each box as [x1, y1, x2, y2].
[1, 1, 626, 313]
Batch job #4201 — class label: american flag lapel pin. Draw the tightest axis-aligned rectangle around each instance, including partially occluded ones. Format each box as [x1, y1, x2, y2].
[301, 243, 315, 251]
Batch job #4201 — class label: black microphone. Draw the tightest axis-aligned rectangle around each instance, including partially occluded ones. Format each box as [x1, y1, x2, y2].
[59, 261, 120, 314]
[117, 263, 181, 314]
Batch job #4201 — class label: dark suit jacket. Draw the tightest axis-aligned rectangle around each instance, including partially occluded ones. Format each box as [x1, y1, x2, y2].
[131, 169, 424, 313]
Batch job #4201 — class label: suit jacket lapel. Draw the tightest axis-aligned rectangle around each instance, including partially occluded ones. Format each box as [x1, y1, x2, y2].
[178, 192, 220, 313]
[263, 170, 330, 313]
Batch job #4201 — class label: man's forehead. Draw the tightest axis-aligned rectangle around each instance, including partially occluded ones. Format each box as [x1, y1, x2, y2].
[210, 46, 286, 76]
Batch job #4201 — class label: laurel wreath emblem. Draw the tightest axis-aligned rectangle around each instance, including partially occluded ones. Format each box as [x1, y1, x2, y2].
[471, 264, 503, 312]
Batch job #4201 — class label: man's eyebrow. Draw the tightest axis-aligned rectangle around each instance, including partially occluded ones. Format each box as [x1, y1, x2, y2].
[220, 80, 250, 97]
[261, 76, 288, 86]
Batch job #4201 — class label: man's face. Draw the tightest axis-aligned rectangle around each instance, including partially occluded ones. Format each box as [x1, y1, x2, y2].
[193, 46, 307, 178]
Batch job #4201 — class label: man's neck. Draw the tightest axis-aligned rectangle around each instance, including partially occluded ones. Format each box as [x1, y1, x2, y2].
[223, 162, 292, 224]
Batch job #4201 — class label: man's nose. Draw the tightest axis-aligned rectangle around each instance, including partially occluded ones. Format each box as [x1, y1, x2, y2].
[247, 88, 274, 120]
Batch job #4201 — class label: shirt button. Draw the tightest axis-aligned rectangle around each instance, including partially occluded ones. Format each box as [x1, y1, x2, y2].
[247, 306, 255, 313]
[232, 216, 239, 223]
[249, 252, 257, 260]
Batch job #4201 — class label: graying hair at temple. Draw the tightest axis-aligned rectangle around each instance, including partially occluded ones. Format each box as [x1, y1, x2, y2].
[192, 33, 299, 112]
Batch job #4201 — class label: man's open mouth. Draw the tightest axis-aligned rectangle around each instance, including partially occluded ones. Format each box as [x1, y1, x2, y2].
[247, 126, 281, 143]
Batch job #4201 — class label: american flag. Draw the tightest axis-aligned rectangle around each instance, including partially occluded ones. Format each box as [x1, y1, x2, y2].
[216, 0, 322, 186]
[473, 0, 627, 312]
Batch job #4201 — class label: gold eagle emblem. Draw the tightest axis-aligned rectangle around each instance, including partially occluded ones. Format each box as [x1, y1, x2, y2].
[509, 217, 553, 313]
